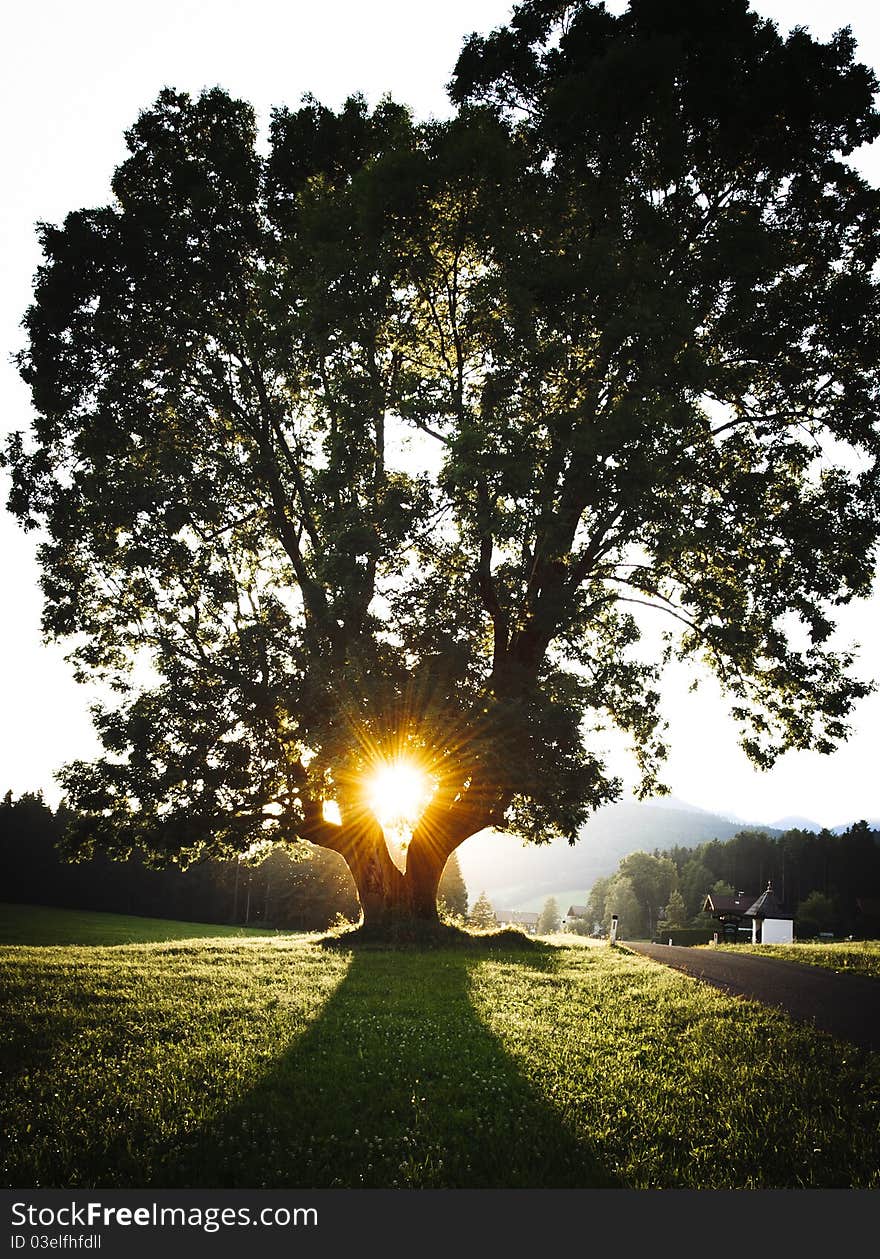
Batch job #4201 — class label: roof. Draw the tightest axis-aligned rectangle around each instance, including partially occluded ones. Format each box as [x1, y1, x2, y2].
[566, 905, 588, 917]
[703, 891, 759, 916]
[746, 883, 792, 920]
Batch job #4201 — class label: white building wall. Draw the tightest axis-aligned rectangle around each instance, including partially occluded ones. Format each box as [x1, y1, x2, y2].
[762, 918, 794, 944]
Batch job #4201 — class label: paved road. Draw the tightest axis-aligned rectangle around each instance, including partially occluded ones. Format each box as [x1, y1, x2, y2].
[626, 943, 880, 1052]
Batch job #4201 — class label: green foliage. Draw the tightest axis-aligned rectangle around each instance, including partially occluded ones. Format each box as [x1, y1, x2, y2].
[438, 850, 469, 920]
[679, 858, 717, 920]
[6, 1, 880, 877]
[596, 821, 880, 937]
[469, 890, 497, 928]
[585, 875, 611, 930]
[796, 891, 839, 939]
[537, 895, 561, 934]
[602, 874, 642, 938]
[564, 916, 593, 936]
[660, 887, 688, 930]
[2, 933, 879, 1187]
[618, 851, 677, 935]
[255, 844, 360, 929]
[0, 790, 359, 930]
[652, 927, 718, 946]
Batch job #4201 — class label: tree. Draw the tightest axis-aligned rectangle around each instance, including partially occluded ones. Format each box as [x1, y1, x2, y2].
[795, 890, 838, 938]
[469, 890, 497, 929]
[0, 789, 359, 929]
[679, 857, 716, 920]
[585, 875, 612, 933]
[602, 874, 642, 940]
[618, 851, 677, 936]
[256, 844, 360, 930]
[438, 849, 469, 920]
[7, 1, 880, 935]
[537, 895, 561, 934]
[659, 887, 688, 931]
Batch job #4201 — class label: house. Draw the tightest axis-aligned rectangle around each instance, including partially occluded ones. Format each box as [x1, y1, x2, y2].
[495, 910, 540, 934]
[702, 883, 793, 943]
[702, 890, 760, 940]
[746, 883, 794, 943]
[564, 905, 589, 927]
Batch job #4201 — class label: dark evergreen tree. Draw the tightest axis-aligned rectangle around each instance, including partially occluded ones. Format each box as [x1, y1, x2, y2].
[660, 887, 688, 930]
[469, 891, 497, 929]
[679, 857, 716, 920]
[537, 895, 561, 934]
[438, 850, 469, 920]
[0, 792, 359, 930]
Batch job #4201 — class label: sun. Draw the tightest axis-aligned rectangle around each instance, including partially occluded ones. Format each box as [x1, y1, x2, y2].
[362, 754, 438, 873]
[364, 757, 435, 836]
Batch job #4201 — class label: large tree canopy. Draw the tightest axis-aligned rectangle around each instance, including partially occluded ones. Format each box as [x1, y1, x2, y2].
[6, 0, 880, 930]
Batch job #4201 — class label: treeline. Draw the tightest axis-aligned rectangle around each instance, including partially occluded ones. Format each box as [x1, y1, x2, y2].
[0, 791, 468, 930]
[582, 823, 880, 940]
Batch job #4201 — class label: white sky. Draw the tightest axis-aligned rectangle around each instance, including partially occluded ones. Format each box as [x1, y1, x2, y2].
[1, 0, 878, 827]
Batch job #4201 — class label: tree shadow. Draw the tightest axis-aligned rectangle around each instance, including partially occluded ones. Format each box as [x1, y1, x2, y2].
[155, 943, 619, 1188]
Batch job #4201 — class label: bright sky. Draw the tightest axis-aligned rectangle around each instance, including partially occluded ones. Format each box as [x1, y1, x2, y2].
[1, 0, 878, 827]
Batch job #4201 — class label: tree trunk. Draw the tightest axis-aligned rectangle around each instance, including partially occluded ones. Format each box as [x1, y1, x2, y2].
[311, 800, 485, 940]
[328, 823, 453, 937]
[402, 841, 446, 924]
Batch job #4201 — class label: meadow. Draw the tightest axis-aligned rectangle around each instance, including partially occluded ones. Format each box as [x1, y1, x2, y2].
[2, 906, 878, 1189]
[0, 903, 278, 947]
[708, 939, 880, 979]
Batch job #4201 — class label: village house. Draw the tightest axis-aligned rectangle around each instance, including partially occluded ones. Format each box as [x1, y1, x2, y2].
[564, 904, 590, 927]
[701, 889, 757, 939]
[746, 884, 794, 943]
[702, 882, 794, 943]
[495, 910, 540, 934]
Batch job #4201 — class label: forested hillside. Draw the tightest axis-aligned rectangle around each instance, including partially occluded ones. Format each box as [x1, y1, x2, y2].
[0, 791, 358, 929]
[457, 801, 772, 908]
[0, 791, 471, 929]
[584, 824, 880, 940]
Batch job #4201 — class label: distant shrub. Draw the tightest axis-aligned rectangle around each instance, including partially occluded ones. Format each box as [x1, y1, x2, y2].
[565, 918, 593, 936]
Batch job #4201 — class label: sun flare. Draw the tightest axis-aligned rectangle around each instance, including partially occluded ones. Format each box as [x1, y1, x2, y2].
[363, 756, 436, 875]
[364, 757, 435, 837]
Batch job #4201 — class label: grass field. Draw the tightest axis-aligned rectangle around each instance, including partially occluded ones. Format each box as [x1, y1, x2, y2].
[707, 939, 880, 979]
[2, 906, 878, 1189]
[0, 903, 277, 946]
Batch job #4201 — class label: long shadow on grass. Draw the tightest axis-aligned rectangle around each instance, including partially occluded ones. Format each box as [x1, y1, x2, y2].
[156, 943, 618, 1188]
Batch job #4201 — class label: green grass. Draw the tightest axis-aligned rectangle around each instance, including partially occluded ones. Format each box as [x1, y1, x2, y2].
[706, 939, 880, 979]
[0, 903, 278, 947]
[2, 908, 878, 1189]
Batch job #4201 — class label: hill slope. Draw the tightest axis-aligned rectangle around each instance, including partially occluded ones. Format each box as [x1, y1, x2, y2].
[456, 801, 776, 911]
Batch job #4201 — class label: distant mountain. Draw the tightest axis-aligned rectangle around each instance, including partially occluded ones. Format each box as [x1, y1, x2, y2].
[768, 816, 880, 836]
[456, 801, 778, 913]
[769, 815, 823, 833]
[637, 794, 714, 815]
[643, 794, 752, 826]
